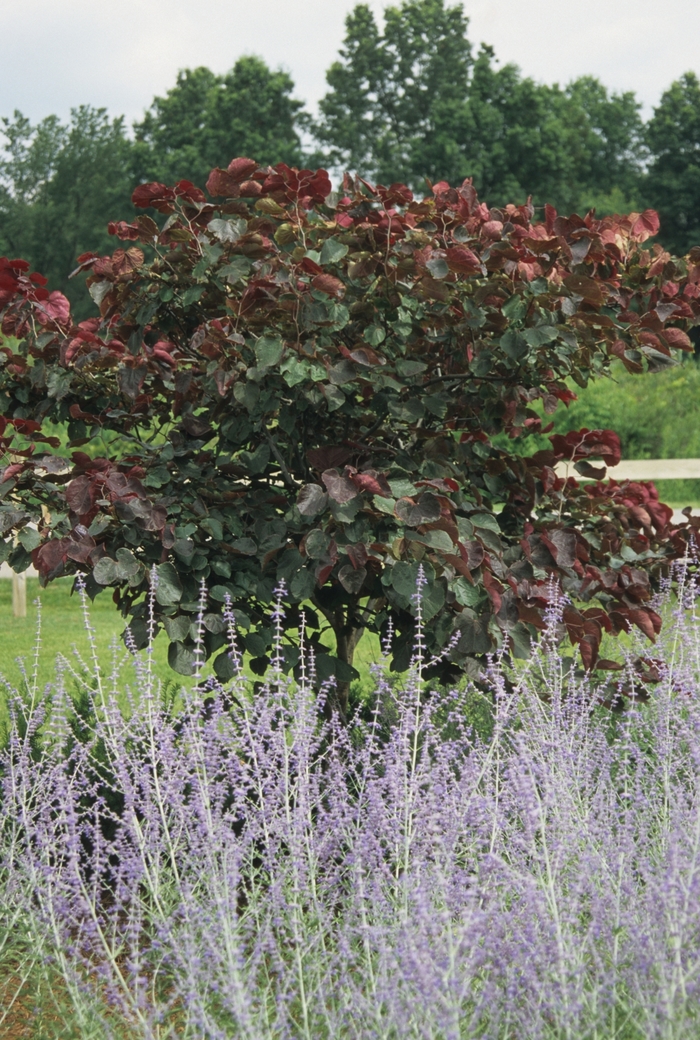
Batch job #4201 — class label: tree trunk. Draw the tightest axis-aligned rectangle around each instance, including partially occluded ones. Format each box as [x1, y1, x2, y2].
[333, 614, 364, 722]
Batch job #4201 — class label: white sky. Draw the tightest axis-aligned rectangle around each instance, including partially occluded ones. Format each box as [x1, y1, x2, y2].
[1, 0, 697, 128]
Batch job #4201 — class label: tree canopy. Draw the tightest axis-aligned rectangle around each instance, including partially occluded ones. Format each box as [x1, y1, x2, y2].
[4, 0, 700, 301]
[315, 1, 645, 215]
[0, 107, 134, 317]
[645, 72, 700, 256]
[133, 57, 306, 188]
[1, 160, 698, 715]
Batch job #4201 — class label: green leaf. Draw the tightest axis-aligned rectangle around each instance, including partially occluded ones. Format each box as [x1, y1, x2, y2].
[214, 651, 237, 680]
[323, 385, 345, 412]
[245, 631, 269, 656]
[164, 615, 191, 641]
[373, 494, 396, 515]
[181, 285, 204, 307]
[456, 517, 474, 540]
[509, 621, 532, 659]
[470, 513, 501, 534]
[255, 335, 284, 370]
[93, 557, 118, 585]
[290, 566, 316, 602]
[115, 547, 142, 583]
[256, 518, 287, 552]
[426, 256, 449, 279]
[233, 381, 260, 412]
[219, 257, 251, 284]
[305, 529, 330, 559]
[8, 546, 32, 573]
[201, 517, 224, 540]
[210, 584, 234, 602]
[456, 615, 491, 655]
[231, 538, 257, 555]
[500, 331, 529, 360]
[365, 324, 386, 346]
[155, 562, 182, 605]
[319, 238, 349, 265]
[421, 581, 445, 622]
[207, 218, 244, 243]
[280, 356, 309, 387]
[502, 296, 527, 321]
[523, 326, 558, 348]
[239, 443, 270, 475]
[396, 360, 427, 377]
[336, 658, 360, 682]
[390, 561, 419, 599]
[168, 641, 196, 676]
[174, 537, 195, 560]
[18, 526, 40, 552]
[411, 528, 454, 553]
[389, 479, 416, 498]
[453, 577, 482, 607]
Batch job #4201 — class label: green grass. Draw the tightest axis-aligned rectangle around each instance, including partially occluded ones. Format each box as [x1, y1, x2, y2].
[0, 578, 173, 690]
[0, 577, 386, 722]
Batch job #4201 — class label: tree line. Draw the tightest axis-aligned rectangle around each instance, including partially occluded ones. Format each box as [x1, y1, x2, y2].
[2, 0, 700, 313]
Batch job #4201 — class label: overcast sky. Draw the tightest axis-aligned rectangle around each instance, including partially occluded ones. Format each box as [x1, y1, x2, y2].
[2, 0, 698, 129]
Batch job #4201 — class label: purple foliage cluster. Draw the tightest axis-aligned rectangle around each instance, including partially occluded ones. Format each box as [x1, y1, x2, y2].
[2, 568, 700, 1039]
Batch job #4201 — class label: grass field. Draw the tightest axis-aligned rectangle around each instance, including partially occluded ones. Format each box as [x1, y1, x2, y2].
[0, 577, 384, 716]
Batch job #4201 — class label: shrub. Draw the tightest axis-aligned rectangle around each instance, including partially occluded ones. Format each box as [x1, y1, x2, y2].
[1, 163, 699, 712]
[3, 573, 700, 1037]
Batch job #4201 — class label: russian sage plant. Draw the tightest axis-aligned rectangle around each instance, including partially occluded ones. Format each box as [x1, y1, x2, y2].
[2, 564, 700, 1039]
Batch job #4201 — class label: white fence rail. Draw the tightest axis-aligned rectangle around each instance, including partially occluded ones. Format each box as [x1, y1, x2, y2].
[554, 459, 700, 482]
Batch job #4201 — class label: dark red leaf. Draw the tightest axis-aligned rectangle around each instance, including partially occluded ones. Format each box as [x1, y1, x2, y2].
[1, 463, 25, 483]
[322, 469, 358, 504]
[311, 273, 345, 297]
[349, 346, 385, 366]
[349, 470, 392, 498]
[663, 327, 692, 351]
[132, 182, 176, 213]
[445, 246, 480, 273]
[563, 274, 606, 308]
[33, 537, 71, 577]
[540, 529, 577, 569]
[65, 475, 99, 517]
[631, 210, 660, 241]
[36, 291, 70, 326]
[108, 221, 140, 240]
[627, 608, 658, 642]
[173, 180, 206, 205]
[395, 493, 441, 526]
[345, 543, 369, 569]
[206, 168, 243, 198]
[307, 446, 352, 471]
[550, 429, 621, 467]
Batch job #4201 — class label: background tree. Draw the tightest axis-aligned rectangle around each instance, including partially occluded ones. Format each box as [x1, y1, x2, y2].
[316, 0, 645, 215]
[0, 161, 696, 718]
[133, 57, 306, 187]
[645, 72, 700, 255]
[0, 107, 134, 317]
[316, 0, 473, 186]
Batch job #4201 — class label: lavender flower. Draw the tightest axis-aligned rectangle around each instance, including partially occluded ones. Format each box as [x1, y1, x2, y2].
[2, 573, 700, 1037]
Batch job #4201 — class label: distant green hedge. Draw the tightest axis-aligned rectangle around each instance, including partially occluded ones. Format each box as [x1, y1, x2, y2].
[545, 360, 700, 506]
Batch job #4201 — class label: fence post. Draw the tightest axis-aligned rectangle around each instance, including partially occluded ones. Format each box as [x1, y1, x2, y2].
[12, 571, 26, 618]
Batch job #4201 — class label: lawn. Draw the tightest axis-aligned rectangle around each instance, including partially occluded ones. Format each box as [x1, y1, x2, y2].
[0, 577, 174, 696]
[0, 576, 384, 715]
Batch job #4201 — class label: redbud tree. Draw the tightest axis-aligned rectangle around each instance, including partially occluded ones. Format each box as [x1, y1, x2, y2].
[1, 158, 698, 714]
